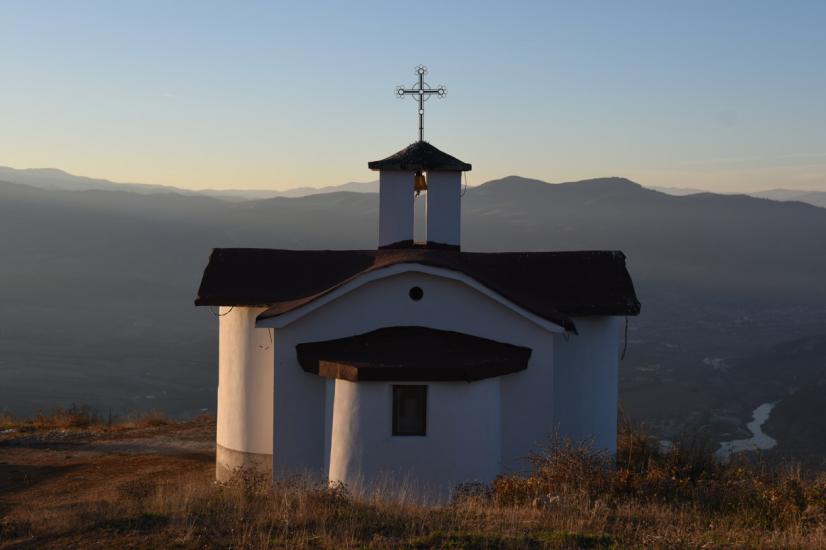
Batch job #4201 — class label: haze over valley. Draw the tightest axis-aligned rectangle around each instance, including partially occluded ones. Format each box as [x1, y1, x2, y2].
[4, 164, 826, 208]
[2, 170, 825, 462]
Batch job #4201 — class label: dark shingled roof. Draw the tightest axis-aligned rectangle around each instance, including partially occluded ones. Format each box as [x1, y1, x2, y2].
[194, 248, 641, 332]
[368, 141, 472, 172]
[296, 326, 532, 382]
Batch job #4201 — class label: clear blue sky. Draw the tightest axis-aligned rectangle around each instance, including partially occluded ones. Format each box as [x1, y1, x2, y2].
[2, 1, 825, 191]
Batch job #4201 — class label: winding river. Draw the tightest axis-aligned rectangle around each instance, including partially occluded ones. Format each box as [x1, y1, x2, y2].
[717, 401, 778, 457]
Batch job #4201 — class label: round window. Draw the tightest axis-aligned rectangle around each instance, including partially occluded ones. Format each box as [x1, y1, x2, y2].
[409, 286, 424, 301]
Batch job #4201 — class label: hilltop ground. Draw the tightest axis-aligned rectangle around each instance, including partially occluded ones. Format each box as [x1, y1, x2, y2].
[1, 414, 825, 549]
[0, 417, 214, 548]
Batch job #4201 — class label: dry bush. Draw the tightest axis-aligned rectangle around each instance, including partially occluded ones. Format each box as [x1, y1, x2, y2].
[95, 445, 824, 549]
[8, 460, 826, 548]
[0, 412, 15, 428]
[4, 413, 826, 548]
[0, 404, 101, 431]
[0, 406, 182, 433]
[34, 404, 99, 429]
[115, 409, 169, 429]
[135, 472, 443, 548]
[492, 436, 612, 507]
[492, 421, 826, 539]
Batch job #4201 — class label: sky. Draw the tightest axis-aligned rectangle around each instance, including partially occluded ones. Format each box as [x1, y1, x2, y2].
[2, 1, 825, 192]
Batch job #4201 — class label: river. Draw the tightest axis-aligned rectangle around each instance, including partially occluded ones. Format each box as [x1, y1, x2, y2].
[717, 401, 778, 458]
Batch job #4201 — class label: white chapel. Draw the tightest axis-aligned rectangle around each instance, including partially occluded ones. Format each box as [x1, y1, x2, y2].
[195, 66, 640, 501]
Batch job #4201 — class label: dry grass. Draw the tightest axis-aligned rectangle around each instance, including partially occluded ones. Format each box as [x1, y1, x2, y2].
[2, 417, 826, 548]
[0, 404, 173, 433]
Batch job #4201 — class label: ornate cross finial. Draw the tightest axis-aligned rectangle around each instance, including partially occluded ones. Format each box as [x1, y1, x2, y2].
[395, 65, 447, 142]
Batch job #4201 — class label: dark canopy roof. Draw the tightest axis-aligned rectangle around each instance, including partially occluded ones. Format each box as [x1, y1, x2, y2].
[194, 248, 641, 333]
[296, 326, 532, 382]
[368, 141, 472, 172]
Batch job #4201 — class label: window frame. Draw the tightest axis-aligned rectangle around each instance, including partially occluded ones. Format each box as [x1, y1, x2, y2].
[392, 384, 428, 436]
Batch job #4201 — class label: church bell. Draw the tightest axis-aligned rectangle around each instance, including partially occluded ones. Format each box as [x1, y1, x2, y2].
[414, 170, 428, 195]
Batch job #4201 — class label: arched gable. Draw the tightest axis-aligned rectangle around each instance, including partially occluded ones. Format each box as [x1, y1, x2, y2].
[256, 263, 565, 334]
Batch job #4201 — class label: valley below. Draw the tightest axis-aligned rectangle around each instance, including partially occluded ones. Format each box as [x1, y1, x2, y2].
[1, 174, 825, 465]
[621, 289, 826, 464]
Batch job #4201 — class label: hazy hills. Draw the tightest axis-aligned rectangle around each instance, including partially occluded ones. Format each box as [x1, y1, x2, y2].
[653, 183, 826, 208]
[3, 163, 825, 208]
[1, 175, 825, 456]
[465, 176, 826, 302]
[0, 165, 377, 201]
[4, 174, 825, 306]
[750, 189, 826, 209]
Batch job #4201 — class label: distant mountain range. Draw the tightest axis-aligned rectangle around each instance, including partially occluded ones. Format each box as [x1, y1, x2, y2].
[2, 164, 824, 208]
[0, 165, 377, 201]
[1, 173, 825, 458]
[749, 189, 826, 208]
[653, 184, 826, 208]
[648, 185, 709, 196]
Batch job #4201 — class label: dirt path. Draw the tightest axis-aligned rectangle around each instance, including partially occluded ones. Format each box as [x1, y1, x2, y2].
[0, 420, 215, 539]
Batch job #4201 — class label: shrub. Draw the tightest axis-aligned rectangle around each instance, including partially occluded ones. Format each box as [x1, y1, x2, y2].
[35, 404, 99, 429]
[491, 422, 826, 534]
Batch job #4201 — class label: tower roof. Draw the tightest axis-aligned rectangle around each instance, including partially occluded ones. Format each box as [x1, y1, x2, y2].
[368, 141, 472, 172]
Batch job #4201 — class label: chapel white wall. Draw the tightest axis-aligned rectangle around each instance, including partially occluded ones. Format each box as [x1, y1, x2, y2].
[216, 306, 274, 478]
[552, 316, 621, 453]
[426, 171, 461, 247]
[268, 271, 557, 493]
[329, 378, 500, 502]
[378, 171, 413, 247]
[272, 326, 328, 476]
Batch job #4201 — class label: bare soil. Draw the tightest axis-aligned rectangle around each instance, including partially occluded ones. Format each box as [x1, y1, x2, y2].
[0, 420, 214, 548]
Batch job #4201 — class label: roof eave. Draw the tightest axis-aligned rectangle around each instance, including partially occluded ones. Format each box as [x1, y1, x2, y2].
[367, 160, 472, 172]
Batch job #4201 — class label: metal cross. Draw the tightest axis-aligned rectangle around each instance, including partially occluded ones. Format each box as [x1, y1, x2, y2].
[395, 65, 447, 142]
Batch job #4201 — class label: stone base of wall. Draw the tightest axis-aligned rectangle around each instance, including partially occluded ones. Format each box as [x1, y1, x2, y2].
[216, 443, 272, 483]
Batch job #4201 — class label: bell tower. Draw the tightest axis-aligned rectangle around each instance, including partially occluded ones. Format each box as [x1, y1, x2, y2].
[368, 65, 472, 250]
[369, 142, 471, 249]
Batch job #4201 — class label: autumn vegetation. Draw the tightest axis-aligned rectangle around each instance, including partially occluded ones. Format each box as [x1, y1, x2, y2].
[0, 404, 170, 432]
[1, 411, 825, 548]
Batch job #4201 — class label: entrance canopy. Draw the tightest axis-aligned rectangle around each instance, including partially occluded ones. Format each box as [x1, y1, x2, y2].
[296, 326, 532, 382]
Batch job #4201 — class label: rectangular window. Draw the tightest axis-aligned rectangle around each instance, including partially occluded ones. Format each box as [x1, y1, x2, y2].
[392, 385, 427, 436]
